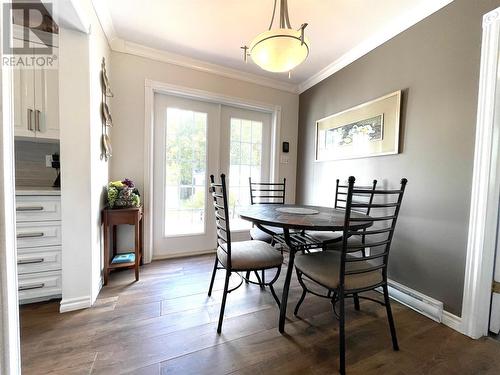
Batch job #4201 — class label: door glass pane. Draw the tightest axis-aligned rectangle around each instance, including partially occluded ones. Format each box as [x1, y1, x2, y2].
[164, 107, 207, 236]
[229, 117, 264, 230]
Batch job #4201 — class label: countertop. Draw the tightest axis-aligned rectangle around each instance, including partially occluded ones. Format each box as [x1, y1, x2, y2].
[16, 186, 61, 196]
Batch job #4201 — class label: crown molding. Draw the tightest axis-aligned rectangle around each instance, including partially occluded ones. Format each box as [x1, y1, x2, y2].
[92, 0, 454, 96]
[110, 39, 299, 93]
[297, 0, 454, 93]
[91, 0, 298, 93]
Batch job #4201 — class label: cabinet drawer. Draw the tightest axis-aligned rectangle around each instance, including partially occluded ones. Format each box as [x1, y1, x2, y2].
[17, 246, 61, 274]
[18, 270, 61, 303]
[16, 222, 61, 248]
[15, 195, 61, 222]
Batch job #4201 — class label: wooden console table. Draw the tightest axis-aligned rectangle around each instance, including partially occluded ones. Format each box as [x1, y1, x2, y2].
[102, 206, 143, 285]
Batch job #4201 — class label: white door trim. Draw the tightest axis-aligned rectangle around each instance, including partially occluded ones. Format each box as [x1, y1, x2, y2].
[143, 79, 282, 263]
[461, 7, 500, 339]
[0, 5, 21, 371]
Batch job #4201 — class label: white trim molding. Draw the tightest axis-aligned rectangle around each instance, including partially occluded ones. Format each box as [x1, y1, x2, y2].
[60, 296, 92, 313]
[382, 280, 463, 333]
[385, 280, 443, 323]
[114, 39, 298, 94]
[442, 311, 464, 333]
[143, 79, 282, 263]
[460, 7, 500, 339]
[0, 2, 21, 371]
[298, 0, 454, 93]
[152, 249, 216, 262]
[92, 1, 453, 96]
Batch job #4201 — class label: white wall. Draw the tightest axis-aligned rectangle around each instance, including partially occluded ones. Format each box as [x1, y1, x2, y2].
[87, 3, 110, 302]
[109, 52, 299, 254]
[59, 27, 93, 309]
[0, 38, 21, 374]
[59, 0, 110, 311]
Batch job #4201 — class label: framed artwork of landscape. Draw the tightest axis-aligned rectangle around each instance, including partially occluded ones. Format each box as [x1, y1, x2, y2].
[315, 90, 401, 161]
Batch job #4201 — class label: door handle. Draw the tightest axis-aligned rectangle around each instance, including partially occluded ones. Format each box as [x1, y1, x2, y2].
[17, 232, 44, 238]
[17, 258, 44, 265]
[35, 109, 41, 132]
[16, 206, 44, 211]
[18, 283, 45, 291]
[27, 108, 34, 131]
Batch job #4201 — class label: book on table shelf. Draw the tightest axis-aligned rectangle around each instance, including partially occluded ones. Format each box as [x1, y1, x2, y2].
[111, 253, 135, 264]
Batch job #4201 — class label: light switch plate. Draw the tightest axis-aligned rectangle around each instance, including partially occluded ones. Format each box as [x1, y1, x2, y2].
[45, 155, 52, 167]
[280, 155, 289, 164]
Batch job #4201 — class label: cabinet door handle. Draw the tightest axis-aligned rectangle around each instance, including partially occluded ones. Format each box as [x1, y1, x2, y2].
[19, 283, 45, 291]
[27, 109, 34, 131]
[35, 109, 41, 131]
[17, 232, 44, 238]
[16, 206, 44, 211]
[17, 258, 44, 265]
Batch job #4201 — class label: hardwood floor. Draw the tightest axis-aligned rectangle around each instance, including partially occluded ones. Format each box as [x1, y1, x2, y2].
[20, 254, 500, 374]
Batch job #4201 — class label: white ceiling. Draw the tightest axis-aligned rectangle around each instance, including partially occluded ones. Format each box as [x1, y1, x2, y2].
[98, 0, 452, 89]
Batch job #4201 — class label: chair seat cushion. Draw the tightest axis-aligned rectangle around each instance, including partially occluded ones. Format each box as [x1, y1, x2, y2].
[218, 240, 283, 271]
[249, 226, 283, 243]
[295, 251, 383, 291]
[306, 231, 342, 244]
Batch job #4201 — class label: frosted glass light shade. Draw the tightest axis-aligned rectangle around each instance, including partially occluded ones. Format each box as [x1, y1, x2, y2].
[249, 28, 310, 73]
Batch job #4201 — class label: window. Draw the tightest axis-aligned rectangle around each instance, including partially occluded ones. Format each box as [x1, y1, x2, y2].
[228, 117, 264, 230]
[164, 107, 207, 236]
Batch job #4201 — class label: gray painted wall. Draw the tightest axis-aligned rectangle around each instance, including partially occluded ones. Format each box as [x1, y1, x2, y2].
[297, 0, 500, 315]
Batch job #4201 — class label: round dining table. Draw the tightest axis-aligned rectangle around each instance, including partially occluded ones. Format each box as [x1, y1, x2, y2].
[238, 203, 372, 333]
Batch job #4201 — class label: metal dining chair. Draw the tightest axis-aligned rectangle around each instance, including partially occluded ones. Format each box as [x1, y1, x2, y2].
[273, 179, 378, 254]
[293, 176, 408, 374]
[208, 174, 283, 333]
[248, 177, 286, 244]
[247, 177, 286, 284]
[307, 179, 378, 248]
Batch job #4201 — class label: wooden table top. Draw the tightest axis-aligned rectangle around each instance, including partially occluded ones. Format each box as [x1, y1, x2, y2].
[238, 204, 371, 231]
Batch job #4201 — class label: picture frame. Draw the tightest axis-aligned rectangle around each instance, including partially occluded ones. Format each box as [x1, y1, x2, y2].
[315, 90, 401, 161]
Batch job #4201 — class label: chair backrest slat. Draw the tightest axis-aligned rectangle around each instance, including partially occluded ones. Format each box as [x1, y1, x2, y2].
[335, 179, 378, 215]
[210, 174, 232, 269]
[249, 177, 286, 205]
[339, 176, 408, 293]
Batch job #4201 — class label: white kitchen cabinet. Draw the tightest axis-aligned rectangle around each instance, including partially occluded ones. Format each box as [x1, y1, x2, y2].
[13, 59, 35, 137]
[15, 191, 62, 304]
[16, 195, 61, 222]
[13, 48, 59, 140]
[18, 271, 62, 302]
[38, 67, 59, 139]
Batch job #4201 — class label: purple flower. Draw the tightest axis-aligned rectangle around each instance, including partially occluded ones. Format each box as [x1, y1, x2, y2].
[122, 178, 135, 188]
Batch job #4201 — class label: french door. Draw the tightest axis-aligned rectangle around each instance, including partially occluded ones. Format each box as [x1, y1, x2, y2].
[153, 94, 272, 257]
[220, 106, 271, 231]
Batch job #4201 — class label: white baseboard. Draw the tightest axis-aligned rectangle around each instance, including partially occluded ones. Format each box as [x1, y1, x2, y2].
[442, 310, 464, 333]
[384, 279, 444, 323]
[59, 296, 92, 313]
[383, 279, 464, 335]
[152, 248, 215, 261]
[91, 276, 103, 305]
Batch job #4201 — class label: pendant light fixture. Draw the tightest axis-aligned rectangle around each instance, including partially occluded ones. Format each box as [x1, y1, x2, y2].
[241, 0, 309, 74]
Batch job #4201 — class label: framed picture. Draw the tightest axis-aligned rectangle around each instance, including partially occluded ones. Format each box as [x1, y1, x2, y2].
[315, 90, 401, 161]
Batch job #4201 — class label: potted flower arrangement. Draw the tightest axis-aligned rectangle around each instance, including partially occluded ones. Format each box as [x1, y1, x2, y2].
[107, 178, 140, 208]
